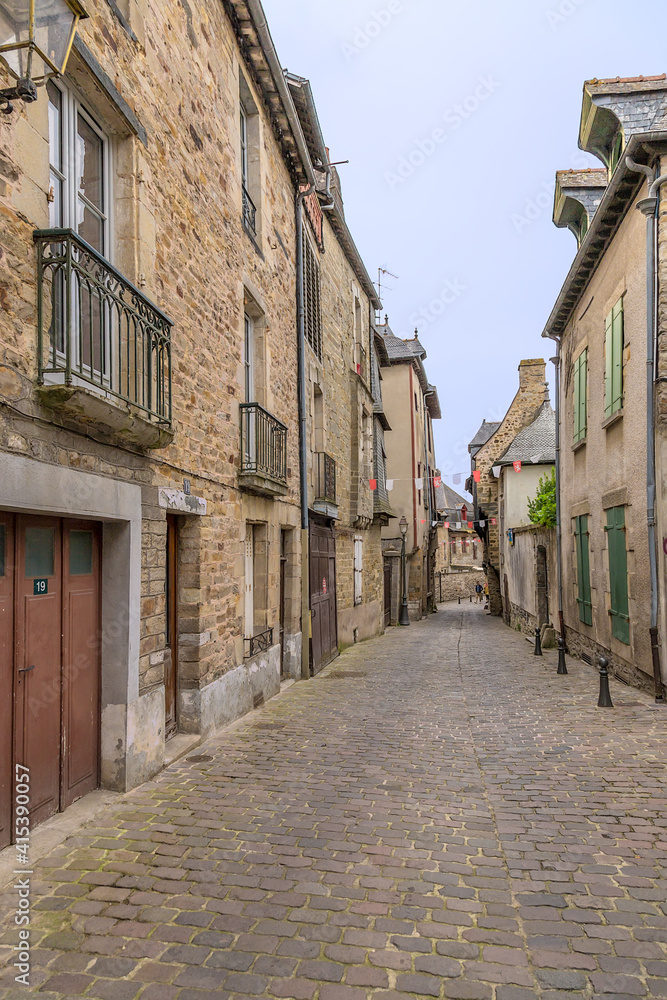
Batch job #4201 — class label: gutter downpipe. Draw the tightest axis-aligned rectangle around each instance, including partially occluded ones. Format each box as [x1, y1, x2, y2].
[628, 154, 667, 701]
[296, 186, 315, 680]
[243, 4, 318, 682]
[545, 334, 566, 645]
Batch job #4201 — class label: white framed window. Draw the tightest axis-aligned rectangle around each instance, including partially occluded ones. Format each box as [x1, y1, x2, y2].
[47, 79, 111, 256]
[47, 78, 112, 381]
[354, 536, 363, 606]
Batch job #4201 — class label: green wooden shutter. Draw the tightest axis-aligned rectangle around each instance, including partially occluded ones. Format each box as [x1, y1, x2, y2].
[605, 505, 630, 644]
[574, 515, 593, 625]
[605, 298, 624, 417]
[573, 350, 587, 443]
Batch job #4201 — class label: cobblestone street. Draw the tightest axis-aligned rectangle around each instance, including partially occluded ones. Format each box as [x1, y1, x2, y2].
[1, 602, 666, 1000]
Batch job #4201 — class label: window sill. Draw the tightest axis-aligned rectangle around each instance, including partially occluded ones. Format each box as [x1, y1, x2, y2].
[602, 409, 623, 430]
[572, 436, 587, 452]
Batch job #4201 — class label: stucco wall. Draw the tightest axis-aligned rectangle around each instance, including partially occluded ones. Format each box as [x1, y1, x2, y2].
[559, 183, 651, 685]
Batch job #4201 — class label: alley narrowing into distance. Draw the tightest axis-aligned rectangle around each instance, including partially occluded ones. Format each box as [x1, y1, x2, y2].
[1, 602, 666, 1000]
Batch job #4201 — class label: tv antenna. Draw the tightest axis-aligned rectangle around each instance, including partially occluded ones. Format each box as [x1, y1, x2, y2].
[375, 267, 398, 323]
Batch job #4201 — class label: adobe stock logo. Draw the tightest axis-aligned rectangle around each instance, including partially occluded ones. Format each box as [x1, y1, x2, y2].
[341, 2, 404, 63]
[384, 76, 501, 191]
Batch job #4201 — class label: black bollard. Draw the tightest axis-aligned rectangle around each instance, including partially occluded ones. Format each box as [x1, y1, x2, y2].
[458, 595, 461, 605]
[557, 635, 568, 675]
[534, 626, 542, 656]
[597, 655, 614, 707]
[469, 594, 472, 603]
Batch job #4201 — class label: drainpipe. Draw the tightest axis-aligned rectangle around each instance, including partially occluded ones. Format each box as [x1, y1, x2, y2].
[545, 334, 565, 644]
[627, 154, 667, 701]
[296, 186, 314, 680]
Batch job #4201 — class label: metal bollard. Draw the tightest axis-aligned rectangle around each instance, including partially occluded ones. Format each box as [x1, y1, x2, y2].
[458, 595, 461, 604]
[597, 655, 614, 707]
[534, 626, 542, 656]
[469, 594, 472, 603]
[557, 635, 568, 675]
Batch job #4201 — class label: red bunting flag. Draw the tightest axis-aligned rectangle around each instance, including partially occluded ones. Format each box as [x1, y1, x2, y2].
[467, 521, 473, 529]
[433, 476, 442, 488]
[444, 522, 450, 529]
[513, 461, 522, 473]
[421, 519, 426, 524]
[491, 518, 497, 525]
[369, 479, 377, 491]
[473, 470, 481, 483]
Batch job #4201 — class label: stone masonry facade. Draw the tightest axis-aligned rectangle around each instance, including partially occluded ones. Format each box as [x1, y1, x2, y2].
[470, 360, 549, 616]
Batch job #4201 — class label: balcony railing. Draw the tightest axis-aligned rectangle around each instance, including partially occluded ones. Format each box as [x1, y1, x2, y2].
[240, 402, 287, 485]
[245, 627, 274, 659]
[242, 184, 257, 235]
[354, 342, 367, 382]
[34, 229, 172, 428]
[315, 451, 336, 504]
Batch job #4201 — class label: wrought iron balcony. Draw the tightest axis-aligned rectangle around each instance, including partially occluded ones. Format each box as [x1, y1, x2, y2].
[245, 627, 274, 659]
[34, 229, 172, 447]
[314, 452, 336, 504]
[242, 184, 257, 235]
[239, 402, 288, 494]
[354, 342, 367, 383]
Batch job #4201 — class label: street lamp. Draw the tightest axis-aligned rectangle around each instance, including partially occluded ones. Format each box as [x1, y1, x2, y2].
[0, 0, 88, 114]
[399, 515, 410, 626]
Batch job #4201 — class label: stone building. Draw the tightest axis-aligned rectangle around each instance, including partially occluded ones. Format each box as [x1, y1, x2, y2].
[379, 323, 441, 620]
[433, 483, 483, 603]
[285, 74, 386, 670]
[495, 402, 556, 634]
[0, 0, 398, 846]
[543, 74, 667, 695]
[467, 360, 550, 615]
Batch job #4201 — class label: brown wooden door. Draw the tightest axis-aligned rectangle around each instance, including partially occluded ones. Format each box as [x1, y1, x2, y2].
[0, 515, 14, 850]
[309, 523, 338, 675]
[383, 560, 391, 627]
[165, 515, 178, 740]
[61, 521, 100, 808]
[15, 516, 62, 829]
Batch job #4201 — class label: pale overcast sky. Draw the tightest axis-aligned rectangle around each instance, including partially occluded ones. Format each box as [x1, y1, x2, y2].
[262, 0, 667, 488]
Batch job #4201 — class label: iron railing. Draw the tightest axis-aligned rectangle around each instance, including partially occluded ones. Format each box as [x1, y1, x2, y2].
[242, 184, 257, 235]
[354, 342, 367, 382]
[314, 451, 336, 504]
[34, 229, 172, 427]
[240, 402, 287, 484]
[245, 627, 273, 658]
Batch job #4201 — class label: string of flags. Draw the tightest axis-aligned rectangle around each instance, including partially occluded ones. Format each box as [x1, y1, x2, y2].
[368, 454, 544, 492]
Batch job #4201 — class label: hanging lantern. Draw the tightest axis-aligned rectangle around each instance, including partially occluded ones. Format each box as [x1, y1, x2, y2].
[0, 0, 88, 112]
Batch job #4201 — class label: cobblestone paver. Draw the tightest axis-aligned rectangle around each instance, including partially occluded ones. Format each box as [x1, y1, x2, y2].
[1, 602, 666, 999]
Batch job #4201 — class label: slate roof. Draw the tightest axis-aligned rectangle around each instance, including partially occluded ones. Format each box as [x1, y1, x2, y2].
[435, 482, 468, 512]
[496, 402, 556, 466]
[469, 420, 501, 455]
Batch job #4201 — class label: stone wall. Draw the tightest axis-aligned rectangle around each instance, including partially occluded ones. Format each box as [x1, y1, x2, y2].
[472, 359, 549, 616]
[435, 569, 485, 603]
[0, 0, 304, 785]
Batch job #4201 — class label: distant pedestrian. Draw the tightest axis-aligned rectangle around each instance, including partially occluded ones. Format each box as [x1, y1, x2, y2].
[475, 582, 483, 603]
[483, 581, 489, 610]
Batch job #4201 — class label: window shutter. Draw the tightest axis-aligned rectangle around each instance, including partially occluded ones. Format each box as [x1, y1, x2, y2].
[574, 349, 587, 443]
[605, 299, 623, 417]
[244, 530, 254, 639]
[574, 515, 592, 625]
[611, 299, 624, 414]
[605, 506, 630, 644]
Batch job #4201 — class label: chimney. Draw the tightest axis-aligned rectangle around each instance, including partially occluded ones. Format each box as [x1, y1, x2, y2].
[518, 358, 547, 392]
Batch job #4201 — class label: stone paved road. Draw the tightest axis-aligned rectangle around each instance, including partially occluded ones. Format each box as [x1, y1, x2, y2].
[1, 602, 667, 1000]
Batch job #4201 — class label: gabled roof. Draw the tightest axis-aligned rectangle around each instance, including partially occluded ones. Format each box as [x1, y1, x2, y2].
[469, 420, 501, 455]
[436, 482, 467, 512]
[496, 402, 555, 466]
